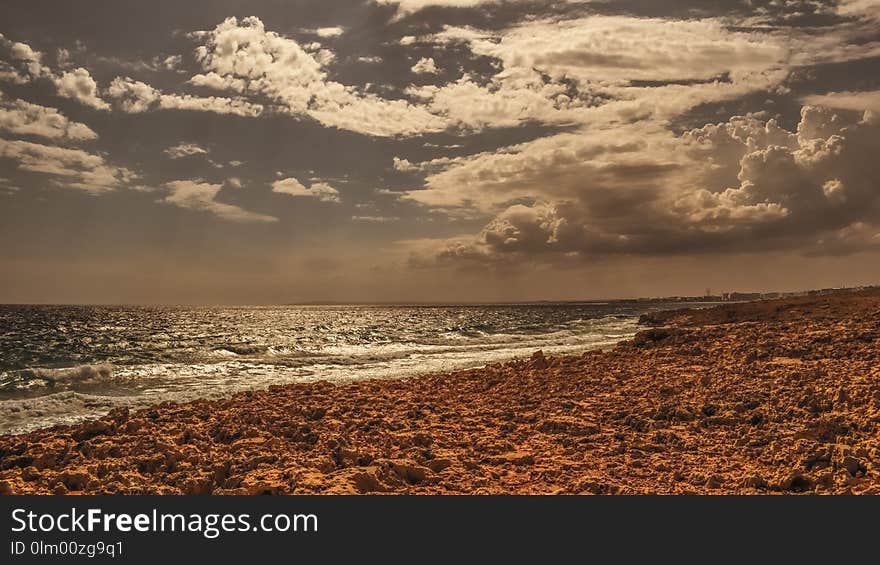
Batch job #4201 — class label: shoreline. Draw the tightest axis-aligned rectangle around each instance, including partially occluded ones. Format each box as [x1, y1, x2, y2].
[1, 289, 879, 494]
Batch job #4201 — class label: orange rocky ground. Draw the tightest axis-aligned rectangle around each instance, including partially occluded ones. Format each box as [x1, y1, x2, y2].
[1, 289, 879, 494]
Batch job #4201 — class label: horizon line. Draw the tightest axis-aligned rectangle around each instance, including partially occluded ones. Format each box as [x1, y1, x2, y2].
[0, 284, 873, 308]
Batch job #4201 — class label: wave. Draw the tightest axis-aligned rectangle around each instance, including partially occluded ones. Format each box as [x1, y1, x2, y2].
[0, 314, 641, 434]
[0, 364, 118, 393]
[0, 391, 128, 435]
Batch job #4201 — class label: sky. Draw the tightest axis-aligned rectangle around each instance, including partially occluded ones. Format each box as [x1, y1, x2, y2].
[1, 0, 880, 304]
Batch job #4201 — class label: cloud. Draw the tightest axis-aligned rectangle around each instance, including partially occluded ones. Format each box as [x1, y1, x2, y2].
[188, 16, 446, 136]
[53, 68, 110, 110]
[0, 36, 52, 83]
[837, 0, 880, 21]
[163, 142, 209, 159]
[374, 0, 513, 16]
[801, 90, 880, 114]
[162, 180, 277, 222]
[0, 138, 136, 193]
[272, 177, 341, 202]
[411, 57, 438, 74]
[314, 27, 345, 38]
[438, 17, 788, 85]
[407, 104, 880, 264]
[160, 55, 182, 70]
[107, 76, 263, 117]
[352, 215, 398, 222]
[106, 77, 160, 112]
[1, 39, 113, 110]
[407, 16, 793, 132]
[0, 94, 97, 140]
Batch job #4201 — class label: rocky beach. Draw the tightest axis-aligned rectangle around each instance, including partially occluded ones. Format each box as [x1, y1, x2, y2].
[1, 289, 879, 495]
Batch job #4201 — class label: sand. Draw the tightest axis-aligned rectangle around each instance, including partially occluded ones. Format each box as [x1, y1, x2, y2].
[1, 289, 879, 494]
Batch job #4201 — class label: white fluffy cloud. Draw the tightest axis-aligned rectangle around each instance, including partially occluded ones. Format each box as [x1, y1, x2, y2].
[314, 27, 345, 38]
[1, 39, 115, 110]
[271, 177, 341, 202]
[438, 17, 787, 85]
[107, 76, 263, 117]
[162, 180, 277, 222]
[404, 16, 794, 133]
[374, 0, 531, 16]
[407, 104, 880, 263]
[53, 68, 110, 110]
[163, 142, 209, 159]
[0, 94, 97, 140]
[411, 57, 438, 74]
[188, 16, 446, 136]
[0, 138, 136, 193]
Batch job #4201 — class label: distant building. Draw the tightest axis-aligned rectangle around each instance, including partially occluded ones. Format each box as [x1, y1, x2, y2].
[723, 292, 762, 301]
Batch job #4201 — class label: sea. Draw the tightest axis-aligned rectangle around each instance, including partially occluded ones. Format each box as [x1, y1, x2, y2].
[0, 302, 699, 434]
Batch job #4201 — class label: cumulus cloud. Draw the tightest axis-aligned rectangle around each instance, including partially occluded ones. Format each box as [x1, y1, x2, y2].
[187, 16, 446, 136]
[0, 36, 52, 84]
[106, 77, 160, 113]
[53, 68, 110, 110]
[1, 39, 115, 110]
[160, 54, 182, 70]
[0, 138, 136, 193]
[271, 177, 341, 202]
[408, 104, 880, 264]
[411, 57, 438, 74]
[0, 94, 97, 140]
[162, 180, 277, 222]
[163, 142, 209, 159]
[106, 76, 263, 117]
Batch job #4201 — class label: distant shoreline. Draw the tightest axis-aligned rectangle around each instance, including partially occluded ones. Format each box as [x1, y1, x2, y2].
[1, 284, 875, 307]
[1, 287, 879, 494]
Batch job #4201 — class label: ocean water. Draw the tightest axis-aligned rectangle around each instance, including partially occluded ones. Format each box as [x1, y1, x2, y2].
[0, 302, 691, 434]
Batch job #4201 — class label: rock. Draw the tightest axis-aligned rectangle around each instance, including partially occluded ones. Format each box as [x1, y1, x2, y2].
[491, 451, 535, 466]
[529, 350, 548, 370]
[183, 476, 214, 495]
[389, 461, 431, 484]
[537, 417, 599, 436]
[58, 471, 90, 491]
[741, 475, 767, 489]
[842, 456, 865, 476]
[21, 466, 40, 482]
[424, 458, 453, 472]
[781, 472, 813, 492]
[632, 328, 673, 347]
[72, 420, 111, 441]
[350, 469, 384, 493]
